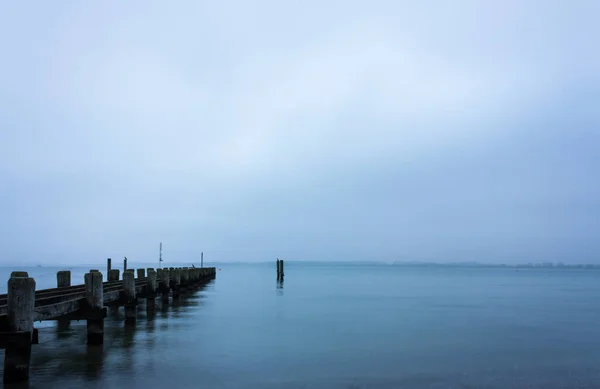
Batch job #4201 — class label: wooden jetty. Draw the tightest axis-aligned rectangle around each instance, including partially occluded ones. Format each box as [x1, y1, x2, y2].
[0, 262, 216, 384]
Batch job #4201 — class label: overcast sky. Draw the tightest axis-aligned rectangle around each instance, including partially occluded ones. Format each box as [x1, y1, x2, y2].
[0, 1, 598, 265]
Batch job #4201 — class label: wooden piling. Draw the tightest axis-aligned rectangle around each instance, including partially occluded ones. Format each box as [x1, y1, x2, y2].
[137, 268, 145, 279]
[4, 274, 36, 384]
[124, 257, 128, 271]
[280, 260, 284, 279]
[181, 268, 189, 287]
[172, 268, 181, 298]
[107, 258, 112, 273]
[108, 269, 120, 282]
[276, 259, 281, 279]
[160, 268, 170, 302]
[57, 270, 71, 288]
[146, 269, 157, 312]
[123, 271, 136, 324]
[84, 271, 104, 345]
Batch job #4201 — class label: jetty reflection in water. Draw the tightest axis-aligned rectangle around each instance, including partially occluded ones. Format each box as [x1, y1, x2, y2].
[20, 286, 213, 389]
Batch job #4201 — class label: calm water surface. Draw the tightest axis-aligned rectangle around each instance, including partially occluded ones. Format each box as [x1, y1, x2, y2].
[1, 263, 600, 389]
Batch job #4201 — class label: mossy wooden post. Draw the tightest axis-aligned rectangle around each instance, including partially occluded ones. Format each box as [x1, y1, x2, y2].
[57, 270, 71, 287]
[146, 269, 157, 312]
[107, 258, 112, 274]
[85, 271, 104, 344]
[4, 272, 35, 384]
[123, 271, 136, 325]
[108, 269, 120, 282]
[137, 268, 145, 279]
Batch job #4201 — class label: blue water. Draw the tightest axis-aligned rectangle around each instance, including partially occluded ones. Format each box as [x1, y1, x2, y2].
[2, 263, 600, 389]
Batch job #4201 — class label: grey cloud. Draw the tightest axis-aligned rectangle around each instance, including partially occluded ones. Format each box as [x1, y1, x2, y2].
[0, 1, 598, 265]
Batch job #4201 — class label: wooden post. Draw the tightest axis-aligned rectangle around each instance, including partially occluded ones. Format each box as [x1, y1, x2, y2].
[4, 273, 35, 384]
[156, 269, 163, 288]
[55, 270, 72, 331]
[123, 271, 136, 325]
[160, 268, 170, 302]
[172, 268, 181, 298]
[107, 258, 112, 273]
[276, 259, 280, 279]
[57, 270, 71, 287]
[85, 271, 104, 345]
[280, 260, 284, 279]
[181, 268, 189, 287]
[137, 268, 145, 279]
[108, 269, 120, 282]
[147, 269, 157, 312]
[124, 257, 128, 271]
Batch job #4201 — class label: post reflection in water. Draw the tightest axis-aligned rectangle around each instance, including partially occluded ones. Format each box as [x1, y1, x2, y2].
[84, 344, 104, 380]
[277, 279, 284, 296]
[119, 324, 136, 374]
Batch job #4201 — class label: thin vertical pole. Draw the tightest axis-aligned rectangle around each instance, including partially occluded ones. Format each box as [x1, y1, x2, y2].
[159, 242, 163, 268]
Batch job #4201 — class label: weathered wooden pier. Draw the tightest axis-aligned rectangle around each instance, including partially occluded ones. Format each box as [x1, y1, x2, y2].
[0, 262, 216, 384]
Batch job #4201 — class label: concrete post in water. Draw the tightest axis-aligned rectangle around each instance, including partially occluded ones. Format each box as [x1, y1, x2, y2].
[137, 268, 145, 279]
[123, 271, 136, 324]
[57, 270, 71, 287]
[4, 273, 35, 384]
[108, 269, 120, 282]
[84, 271, 104, 344]
[107, 258, 112, 273]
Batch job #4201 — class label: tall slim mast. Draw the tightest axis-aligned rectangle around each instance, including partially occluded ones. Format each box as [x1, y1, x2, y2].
[159, 242, 163, 267]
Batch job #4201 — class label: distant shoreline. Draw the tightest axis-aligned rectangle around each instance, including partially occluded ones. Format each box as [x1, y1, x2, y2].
[0, 261, 598, 270]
